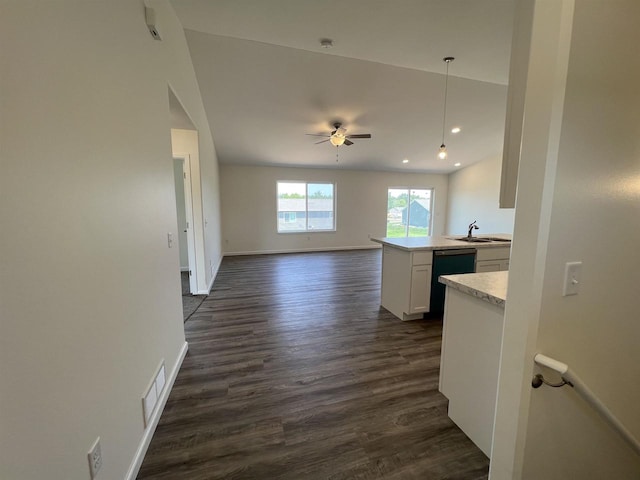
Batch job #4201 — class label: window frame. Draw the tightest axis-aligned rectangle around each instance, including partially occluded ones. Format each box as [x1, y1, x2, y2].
[386, 187, 434, 238]
[276, 180, 336, 234]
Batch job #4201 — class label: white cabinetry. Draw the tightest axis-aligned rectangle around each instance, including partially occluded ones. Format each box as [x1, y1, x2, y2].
[410, 265, 431, 312]
[475, 247, 510, 273]
[439, 287, 504, 456]
[381, 246, 432, 321]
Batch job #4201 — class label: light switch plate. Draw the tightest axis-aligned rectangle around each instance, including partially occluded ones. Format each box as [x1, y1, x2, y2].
[562, 261, 582, 296]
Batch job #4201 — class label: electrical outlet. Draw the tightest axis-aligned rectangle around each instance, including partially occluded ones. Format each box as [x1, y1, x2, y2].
[88, 437, 102, 479]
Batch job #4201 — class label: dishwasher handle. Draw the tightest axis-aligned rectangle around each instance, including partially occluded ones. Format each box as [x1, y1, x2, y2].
[434, 248, 477, 256]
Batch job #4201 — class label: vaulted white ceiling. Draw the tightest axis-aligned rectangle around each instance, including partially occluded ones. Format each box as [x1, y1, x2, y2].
[170, 0, 515, 173]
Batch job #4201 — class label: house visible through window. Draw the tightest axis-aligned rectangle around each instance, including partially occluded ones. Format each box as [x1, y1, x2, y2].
[277, 182, 335, 233]
[386, 188, 433, 237]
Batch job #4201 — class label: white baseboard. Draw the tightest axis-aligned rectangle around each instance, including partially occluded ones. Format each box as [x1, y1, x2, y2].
[203, 255, 223, 293]
[224, 244, 381, 257]
[125, 341, 189, 480]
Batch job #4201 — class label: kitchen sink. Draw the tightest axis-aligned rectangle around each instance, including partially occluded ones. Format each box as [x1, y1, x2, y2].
[478, 237, 512, 242]
[449, 236, 512, 243]
[450, 237, 493, 243]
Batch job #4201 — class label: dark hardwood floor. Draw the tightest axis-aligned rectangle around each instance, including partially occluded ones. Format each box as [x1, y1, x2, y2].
[137, 249, 489, 480]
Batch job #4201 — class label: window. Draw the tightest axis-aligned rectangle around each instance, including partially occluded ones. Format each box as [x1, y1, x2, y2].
[386, 188, 433, 237]
[277, 182, 335, 233]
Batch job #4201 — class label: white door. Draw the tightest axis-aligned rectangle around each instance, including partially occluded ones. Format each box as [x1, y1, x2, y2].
[174, 156, 198, 294]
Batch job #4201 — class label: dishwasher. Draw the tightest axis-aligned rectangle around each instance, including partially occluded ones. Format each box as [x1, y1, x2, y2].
[429, 248, 477, 314]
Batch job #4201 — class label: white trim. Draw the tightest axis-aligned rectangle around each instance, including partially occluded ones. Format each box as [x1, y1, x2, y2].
[202, 254, 224, 294]
[224, 245, 381, 257]
[125, 341, 189, 480]
[180, 266, 189, 272]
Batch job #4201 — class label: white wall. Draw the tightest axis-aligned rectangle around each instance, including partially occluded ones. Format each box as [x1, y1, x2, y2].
[492, 1, 640, 478]
[220, 165, 448, 254]
[0, 1, 221, 479]
[446, 155, 515, 235]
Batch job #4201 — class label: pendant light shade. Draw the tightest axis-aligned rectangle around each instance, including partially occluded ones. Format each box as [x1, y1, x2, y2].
[438, 57, 454, 160]
[438, 144, 448, 160]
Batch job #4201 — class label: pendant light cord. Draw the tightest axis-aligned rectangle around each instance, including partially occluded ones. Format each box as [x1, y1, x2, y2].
[441, 58, 451, 146]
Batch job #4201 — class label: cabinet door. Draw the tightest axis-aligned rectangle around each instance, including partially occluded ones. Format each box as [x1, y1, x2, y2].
[476, 261, 502, 273]
[410, 265, 432, 313]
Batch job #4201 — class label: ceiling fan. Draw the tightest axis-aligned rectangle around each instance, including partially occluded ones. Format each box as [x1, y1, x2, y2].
[306, 122, 372, 147]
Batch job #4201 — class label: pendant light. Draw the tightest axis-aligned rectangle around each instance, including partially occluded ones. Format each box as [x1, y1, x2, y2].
[438, 56, 454, 160]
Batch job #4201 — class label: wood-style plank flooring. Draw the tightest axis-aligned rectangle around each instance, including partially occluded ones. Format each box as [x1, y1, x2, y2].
[137, 250, 489, 480]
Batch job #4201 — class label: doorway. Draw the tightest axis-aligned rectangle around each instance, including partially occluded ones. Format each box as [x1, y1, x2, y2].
[173, 155, 197, 294]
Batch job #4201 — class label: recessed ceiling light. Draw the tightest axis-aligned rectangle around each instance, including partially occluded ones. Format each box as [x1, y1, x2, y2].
[454, 162, 461, 167]
[402, 159, 409, 164]
[451, 127, 461, 134]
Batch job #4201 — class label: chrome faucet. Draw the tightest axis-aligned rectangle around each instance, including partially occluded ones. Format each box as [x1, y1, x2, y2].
[467, 220, 479, 238]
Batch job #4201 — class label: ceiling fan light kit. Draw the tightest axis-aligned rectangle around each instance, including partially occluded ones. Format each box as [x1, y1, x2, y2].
[330, 134, 346, 147]
[438, 56, 455, 160]
[306, 122, 372, 156]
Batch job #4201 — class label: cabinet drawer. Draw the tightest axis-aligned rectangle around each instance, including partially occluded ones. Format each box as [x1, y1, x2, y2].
[476, 261, 502, 273]
[412, 251, 433, 266]
[476, 247, 510, 262]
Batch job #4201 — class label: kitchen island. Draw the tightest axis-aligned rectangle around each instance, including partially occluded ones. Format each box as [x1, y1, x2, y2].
[371, 235, 511, 320]
[438, 271, 508, 457]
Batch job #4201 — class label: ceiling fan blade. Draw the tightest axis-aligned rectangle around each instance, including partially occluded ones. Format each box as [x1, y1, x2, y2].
[346, 134, 371, 139]
[315, 139, 331, 144]
[306, 133, 330, 137]
[344, 139, 354, 146]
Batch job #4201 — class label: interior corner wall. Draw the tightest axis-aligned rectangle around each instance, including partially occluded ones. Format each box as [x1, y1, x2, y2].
[219, 164, 449, 254]
[0, 1, 220, 479]
[445, 155, 515, 235]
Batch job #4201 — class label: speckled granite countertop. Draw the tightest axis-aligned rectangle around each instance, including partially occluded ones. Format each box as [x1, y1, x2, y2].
[371, 234, 511, 251]
[438, 271, 508, 308]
